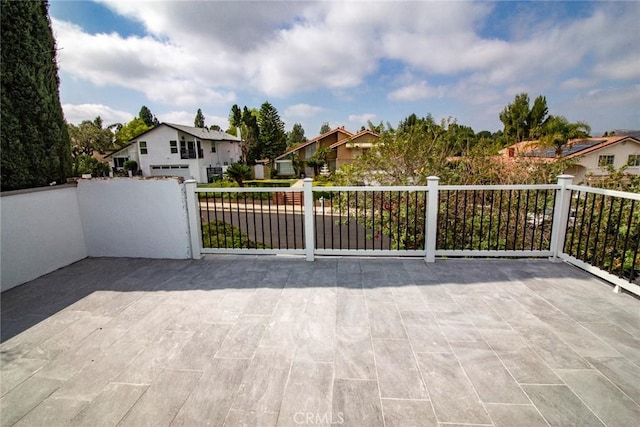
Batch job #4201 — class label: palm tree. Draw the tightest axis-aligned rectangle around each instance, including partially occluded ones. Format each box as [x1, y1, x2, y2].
[539, 116, 591, 157]
[225, 162, 252, 187]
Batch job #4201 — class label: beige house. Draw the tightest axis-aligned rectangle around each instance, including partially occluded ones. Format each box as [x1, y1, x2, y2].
[330, 129, 379, 169]
[501, 136, 640, 184]
[276, 126, 381, 177]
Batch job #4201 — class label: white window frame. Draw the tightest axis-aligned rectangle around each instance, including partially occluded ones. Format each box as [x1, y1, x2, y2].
[627, 154, 640, 167]
[598, 154, 614, 167]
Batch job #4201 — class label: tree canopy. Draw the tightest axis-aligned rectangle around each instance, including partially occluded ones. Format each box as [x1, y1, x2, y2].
[499, 93, 549, 143]
[139, 105, 159, 127]
[319, 122, 331, 134]
[1, 0, 71, 190]
[67, 117, 116, 175]
[194, 108, 205, 128]
[539, 116, 591, 157]
[339, 113, 574, 186]
[287, 123, 307, 148]
[115, 118, 151, 145]
[258, 102, 287, 162]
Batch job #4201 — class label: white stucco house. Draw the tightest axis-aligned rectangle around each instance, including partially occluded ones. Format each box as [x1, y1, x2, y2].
[105, 123, 242, 183]
[502, 135, 640, 184]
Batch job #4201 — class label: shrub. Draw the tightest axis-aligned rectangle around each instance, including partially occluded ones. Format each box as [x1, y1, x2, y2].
[201, 220, 268, 249]
[75, 154, 110, 177]
[123, 160, 138, 173]
[225, 162, 252, 187]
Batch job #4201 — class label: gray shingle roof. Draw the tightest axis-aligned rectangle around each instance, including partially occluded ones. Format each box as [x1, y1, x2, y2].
[165, 123, 241, 142]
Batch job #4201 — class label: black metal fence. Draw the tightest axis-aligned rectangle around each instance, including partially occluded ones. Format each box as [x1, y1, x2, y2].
[564, 187, 639, 283]
[192, 179, 639, 294]
[436, 186, 557, 253]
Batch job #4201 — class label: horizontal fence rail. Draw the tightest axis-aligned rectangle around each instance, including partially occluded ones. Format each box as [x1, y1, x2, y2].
[187, 176, 640, 296]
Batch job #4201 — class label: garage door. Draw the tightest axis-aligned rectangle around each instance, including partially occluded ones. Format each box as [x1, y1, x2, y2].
[150, 165, 192, 178]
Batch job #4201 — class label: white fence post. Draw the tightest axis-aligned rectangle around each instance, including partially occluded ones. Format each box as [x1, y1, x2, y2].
[303, 177, 315, 261]
[549, 174, 573, 262]
[425, 176, 440, 263]
[185, 179, 202, 259]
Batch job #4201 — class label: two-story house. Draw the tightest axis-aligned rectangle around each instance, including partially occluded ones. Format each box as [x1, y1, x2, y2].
[106, 123, 242, 183]
[274, 126, 379, 176]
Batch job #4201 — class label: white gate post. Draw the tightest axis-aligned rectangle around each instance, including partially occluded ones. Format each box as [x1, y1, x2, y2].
[303, 178, 315, 261]
[185, 179, 202, 259]
[549, 174, 573, 262]
[425, 176, 440, 263]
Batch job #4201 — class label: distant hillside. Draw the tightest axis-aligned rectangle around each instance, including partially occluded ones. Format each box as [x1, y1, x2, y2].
[602, 129, 640, 138]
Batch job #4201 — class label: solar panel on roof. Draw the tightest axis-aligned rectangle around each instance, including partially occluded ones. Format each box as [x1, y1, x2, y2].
[563, 139, 604, 156]
[523, 139, 605, 158]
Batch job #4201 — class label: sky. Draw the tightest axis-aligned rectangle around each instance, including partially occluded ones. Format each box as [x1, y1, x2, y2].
[49, 0, 640, 137]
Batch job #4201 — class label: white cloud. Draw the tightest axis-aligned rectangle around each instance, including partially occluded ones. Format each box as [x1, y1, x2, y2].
[52, 1, 639, 131]
[388, 81, 444, 101]
[52, 18, 237, 106]
[62, 103, 134, 125]
[561, 78, 596, 91]
[285, 104, 325, 117]
[348, 113, 377, 124]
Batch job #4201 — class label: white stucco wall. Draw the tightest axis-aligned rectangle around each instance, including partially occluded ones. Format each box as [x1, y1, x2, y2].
[135, 126, 182, 177]
[1, 185, 88, 292]
[77, 178, 192, 259]
[577, 139, 640, 177]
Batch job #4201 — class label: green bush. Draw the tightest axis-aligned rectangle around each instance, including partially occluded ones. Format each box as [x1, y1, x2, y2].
[246, 180, 294, 188]
[75, 154, 110, 177]
[201, 220, 268, 249]
[123, 160, 138, 173]
[225, 162, 252, 187]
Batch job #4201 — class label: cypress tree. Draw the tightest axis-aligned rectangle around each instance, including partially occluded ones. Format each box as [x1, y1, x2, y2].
[1, 0, 71, 190]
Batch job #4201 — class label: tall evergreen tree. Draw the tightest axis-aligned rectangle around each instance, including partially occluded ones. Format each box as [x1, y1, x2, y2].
[1, 0, 71, 190]
[499, 93, 549, 144]
[286, 123, 307, 148]
[319, 122, 331, 134]
[194, 108, 205, 128]
[242, 107, 261, 163]
[258, 102, 286, 161]
[229, 104, 242, 127]
[138, 105, 158, 127]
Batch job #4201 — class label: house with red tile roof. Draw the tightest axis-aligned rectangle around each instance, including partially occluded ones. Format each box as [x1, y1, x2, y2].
[500, 135, 640, 183]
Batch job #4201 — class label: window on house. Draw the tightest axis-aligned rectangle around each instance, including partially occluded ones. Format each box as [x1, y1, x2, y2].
[598, 155, 614, 167]
[211, 143, 216, 153]
[627, 155, 640, 167]
[139, 141, 148, 155]
[170, 140, 178, 154]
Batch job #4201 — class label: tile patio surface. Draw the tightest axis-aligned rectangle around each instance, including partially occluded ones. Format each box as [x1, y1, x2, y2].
[1, 256, 639, 426]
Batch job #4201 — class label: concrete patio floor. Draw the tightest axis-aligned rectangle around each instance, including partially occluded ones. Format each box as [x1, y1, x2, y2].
[1, 256, 639, 426]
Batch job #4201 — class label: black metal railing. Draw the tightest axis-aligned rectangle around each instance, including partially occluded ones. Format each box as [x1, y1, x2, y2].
[313, 189, 428, 251]
[436, 186, 557, 253]
[198, 189, 305, 250]
[564, 187, 639, 283]
[181, 149, 204, 159]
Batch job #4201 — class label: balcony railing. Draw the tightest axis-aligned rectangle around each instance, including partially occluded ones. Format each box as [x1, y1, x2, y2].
[189, 175, 639, 296]
[180, 149, 204, 159]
